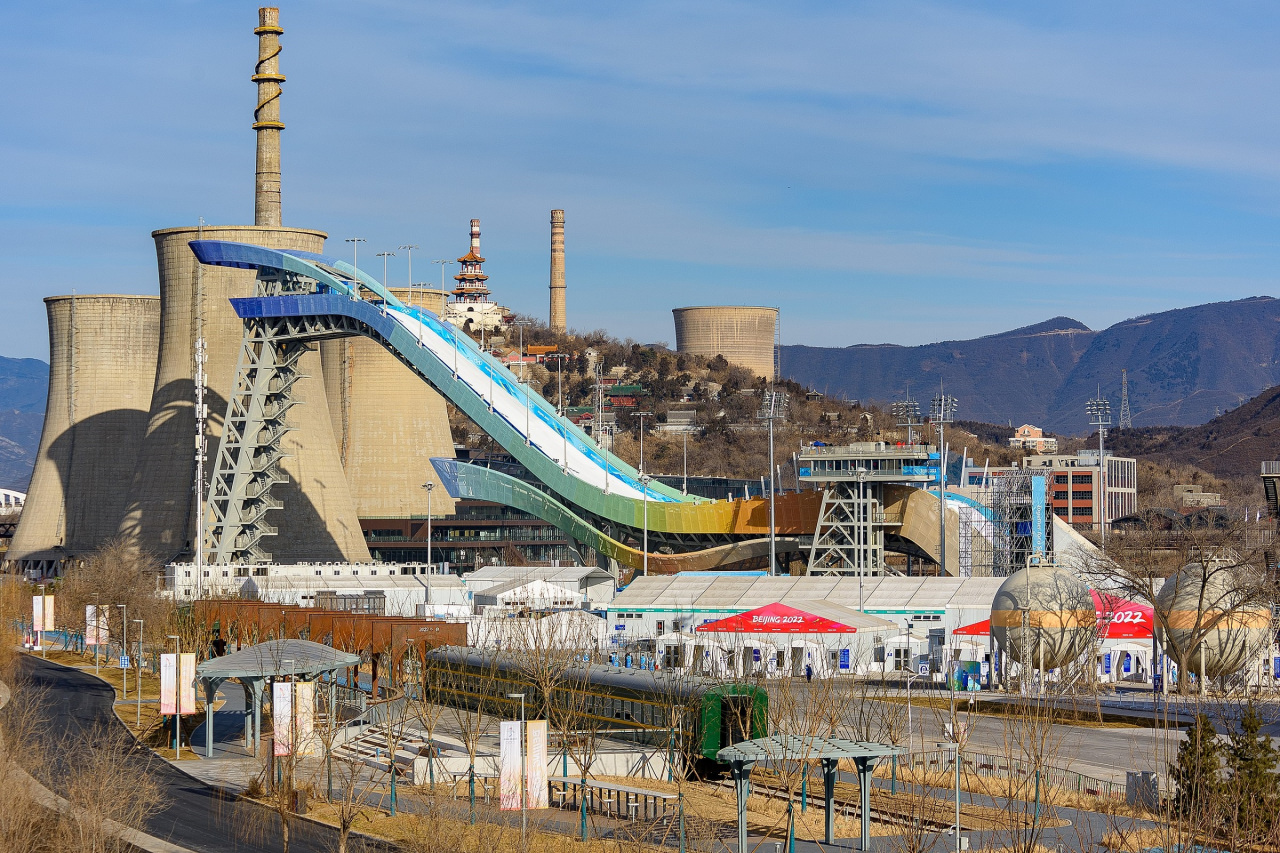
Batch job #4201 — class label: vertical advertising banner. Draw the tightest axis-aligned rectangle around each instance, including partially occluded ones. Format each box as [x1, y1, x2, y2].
[273, 681, 294, 756]
[179, 653, 197, 715]
[525, 720, 549, 808]
[85, 605, 109, 646]
[1031, 475, 1047, 555]
[499, 720, 522, 810]
[160, 653, 177, 715]
[293, 682, 316, 757]
[32, 595, 53, 633]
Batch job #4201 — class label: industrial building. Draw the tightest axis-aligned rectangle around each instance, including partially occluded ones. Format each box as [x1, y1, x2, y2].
[7, 296, 160, 575]
[672, 306, 778, 379]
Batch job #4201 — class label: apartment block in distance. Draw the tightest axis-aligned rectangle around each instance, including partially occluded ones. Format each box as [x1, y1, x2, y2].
[1023, 451, 1137, 531]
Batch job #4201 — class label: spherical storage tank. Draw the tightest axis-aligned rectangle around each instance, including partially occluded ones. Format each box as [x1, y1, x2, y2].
[991, 564, 1097, 670]
[1154, 561, 1272, 679]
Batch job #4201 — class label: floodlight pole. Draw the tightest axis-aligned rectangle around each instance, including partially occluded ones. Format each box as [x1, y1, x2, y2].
[641, 474, 652, 577]
[422, 481, 434, 609]
[1087, 392, 1112, 549]
[931, 387, 957, 575]
[344, 238, 366, 300]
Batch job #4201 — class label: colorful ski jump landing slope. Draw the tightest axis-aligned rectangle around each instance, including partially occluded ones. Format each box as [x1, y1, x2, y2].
[192, 240, 821, 572]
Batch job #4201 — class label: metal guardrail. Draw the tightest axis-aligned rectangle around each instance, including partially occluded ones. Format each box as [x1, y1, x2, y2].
[905, 749, 1126, 801]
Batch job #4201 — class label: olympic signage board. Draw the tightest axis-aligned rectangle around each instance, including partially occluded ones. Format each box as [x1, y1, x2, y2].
[525, 720, 549, 808]
[694, 602, 861, 634]
[1092, 590, 1154, 639]
[499, 721, 522, 810]
[85, 605, 108, 646]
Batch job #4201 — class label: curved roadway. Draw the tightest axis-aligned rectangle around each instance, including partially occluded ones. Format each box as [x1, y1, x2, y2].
[16, 656, 369, 853]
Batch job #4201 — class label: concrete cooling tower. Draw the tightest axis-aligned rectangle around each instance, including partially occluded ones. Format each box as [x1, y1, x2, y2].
[117, 225, 371, 563]
[8, 295, 160, 574]
[673, 306, 778, 379]
[321, 286, 457, 521]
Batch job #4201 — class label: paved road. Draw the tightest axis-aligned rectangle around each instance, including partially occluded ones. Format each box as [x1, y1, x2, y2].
[15, 655, 374, 853]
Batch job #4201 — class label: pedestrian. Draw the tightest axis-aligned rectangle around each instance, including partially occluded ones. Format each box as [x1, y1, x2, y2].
[805, 663, 813, 683]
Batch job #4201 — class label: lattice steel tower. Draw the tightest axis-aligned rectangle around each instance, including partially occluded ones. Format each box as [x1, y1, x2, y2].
[1118, 369, 1132, 429]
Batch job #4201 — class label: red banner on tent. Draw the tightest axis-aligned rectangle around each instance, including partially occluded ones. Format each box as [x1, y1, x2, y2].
[695, 602, 861, 634]
[1092, 590, 1153, 639]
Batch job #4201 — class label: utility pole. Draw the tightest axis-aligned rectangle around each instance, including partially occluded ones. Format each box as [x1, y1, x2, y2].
[422, 481, 435, 611]
[117, 604, 128, 699]
[194, 216, 207, 598]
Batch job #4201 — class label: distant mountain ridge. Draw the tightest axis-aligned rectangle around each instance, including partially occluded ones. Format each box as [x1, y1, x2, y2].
[780, 297, 1280, 435]
[0, 356, 48, 490]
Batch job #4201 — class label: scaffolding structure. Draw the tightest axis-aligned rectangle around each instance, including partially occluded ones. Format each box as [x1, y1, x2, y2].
[979, 469, 1052, 577]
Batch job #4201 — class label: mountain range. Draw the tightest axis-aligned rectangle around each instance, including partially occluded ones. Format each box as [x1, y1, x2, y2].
[0, 356, 49, 491]
[780, 296, 1280, 435]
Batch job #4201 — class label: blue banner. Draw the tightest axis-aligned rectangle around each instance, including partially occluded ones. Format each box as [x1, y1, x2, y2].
[1031, 475, 1047, 555]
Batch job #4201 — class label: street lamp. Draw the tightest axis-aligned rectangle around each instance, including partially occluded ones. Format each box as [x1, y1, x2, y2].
[506, 692, 527, 847]
[512, 319, 534, 443]
[547, 353, 570, 471]
[432, 258, 454, 295]
[633, 411, 654, 476]
[116, 604, 128, 700]
[376, 251, 395, 286]
[36, 583, 46, 658]
[344, 238, 366, 299]
[936, 740, 963, 853]
[904, 620, 915, 755]
[640, 474, 652, 577]
[167, 634, 182, 757]
[422, 481, 434, 611]
[132, 618, 143, 731]
[757, 391, 788, 576]
[398, 244, 419, 295]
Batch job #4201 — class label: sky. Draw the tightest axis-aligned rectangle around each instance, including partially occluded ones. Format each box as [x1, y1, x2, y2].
[2, 1, 1280, 361]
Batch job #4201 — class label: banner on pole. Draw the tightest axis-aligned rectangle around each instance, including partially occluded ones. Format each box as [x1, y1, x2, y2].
[1031, 475, 1047, 555]
[273, 681, 293, 756]
[294, 681, 315, 756]
[525, 720, 549, 808]
[85, 605, 108, 646]
[32, 595, 54, 633]
[179, 653, 196, 715]
[499, 720, 522, 810]
[160, 653, 177, 715]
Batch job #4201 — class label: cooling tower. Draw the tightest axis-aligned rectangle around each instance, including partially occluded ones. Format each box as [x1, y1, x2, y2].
[321, 286, 457, 522]
[117, 225, 371, 563]
[549, 210, 566, 332]
[8, 296, 161, 574]
[672, 306, 778, 379]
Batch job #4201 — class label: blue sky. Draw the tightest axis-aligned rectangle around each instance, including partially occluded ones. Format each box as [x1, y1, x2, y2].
[3, 1, 1279, 360]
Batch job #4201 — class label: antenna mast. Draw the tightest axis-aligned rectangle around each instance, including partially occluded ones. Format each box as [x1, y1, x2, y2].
[1118, 369, 1132, 429]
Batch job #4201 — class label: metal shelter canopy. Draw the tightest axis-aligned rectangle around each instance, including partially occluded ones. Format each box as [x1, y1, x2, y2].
[195, 639, 360, 759]
[716, 734, 901, 852]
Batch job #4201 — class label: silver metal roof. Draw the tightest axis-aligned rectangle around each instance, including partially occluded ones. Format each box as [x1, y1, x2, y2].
[612, 575, 1006, 612]
[463, 565, 612, 584]
[717, 734, 901, 764]
[195, 639, 360, 682]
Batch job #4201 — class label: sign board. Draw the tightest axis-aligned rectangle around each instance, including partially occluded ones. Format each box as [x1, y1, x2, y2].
[980, 661, 990, 677]
[695, 602, 861, 634]
[32, 595, 54, 633]
[86, 605, 108, 646]
[179, 653, 196, 714]
[273, 681, 293, 756]
[499, 721, 522, 810]
[119, 656, 130, 669]
[273, 681, 316, 757]
[839, 649, 850, 670]
[919, 663, 929, 676]
[526, 720, 549, 808]
[1031, 475, 1047, 555]
[160, 653, 177, 715]
[1103, 653, 1112, 675]
[798, 467, 812, 477]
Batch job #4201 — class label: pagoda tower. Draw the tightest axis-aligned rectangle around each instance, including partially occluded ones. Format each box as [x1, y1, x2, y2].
[452, 219, 491, 303]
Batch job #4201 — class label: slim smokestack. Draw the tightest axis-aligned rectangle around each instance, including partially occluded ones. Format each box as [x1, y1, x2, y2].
[470, 218, 481, 253]
[253, 7, 284, 226]
[549, 209, 566, 333]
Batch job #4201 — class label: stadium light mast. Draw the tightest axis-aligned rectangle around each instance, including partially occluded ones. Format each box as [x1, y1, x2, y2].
[1086, 391, 1112, 549]
[930, 385, 957, 575]
[891, 395, 922, 445]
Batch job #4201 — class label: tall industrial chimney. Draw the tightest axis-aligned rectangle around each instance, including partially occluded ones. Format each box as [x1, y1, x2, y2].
[549, 210, 566, 333]
[118, 8, 370, 564]
[253, 7, 284, 226]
